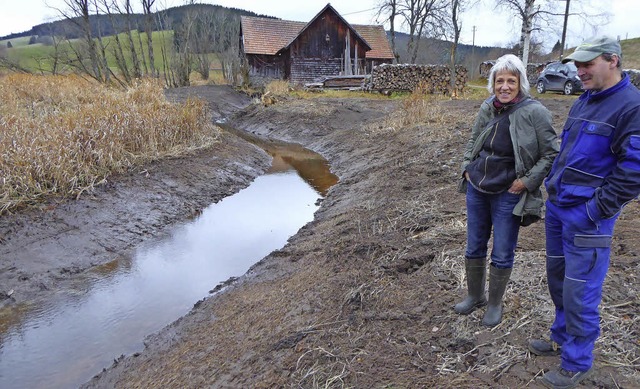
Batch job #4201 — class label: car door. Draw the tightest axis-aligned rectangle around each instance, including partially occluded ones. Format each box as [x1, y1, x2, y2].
[545, 63, 563, 90]
[557, 64, 573, 88]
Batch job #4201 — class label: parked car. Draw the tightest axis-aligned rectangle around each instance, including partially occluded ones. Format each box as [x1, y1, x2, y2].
[535, 62, 583, 95]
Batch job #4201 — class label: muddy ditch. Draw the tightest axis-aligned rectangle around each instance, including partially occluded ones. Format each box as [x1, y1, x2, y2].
[2, 87, 638, 388]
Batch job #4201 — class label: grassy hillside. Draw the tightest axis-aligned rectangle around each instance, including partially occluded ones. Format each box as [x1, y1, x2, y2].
[1, 30, 175, 74]
[621, 37, 640, 69]
[0, 3, 265, 42]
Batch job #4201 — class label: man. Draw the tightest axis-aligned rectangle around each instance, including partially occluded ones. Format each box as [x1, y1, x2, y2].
[529, 36, 640, 389]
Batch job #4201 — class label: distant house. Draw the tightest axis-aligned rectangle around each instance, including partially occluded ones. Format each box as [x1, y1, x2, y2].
[240, 3, 395, 85]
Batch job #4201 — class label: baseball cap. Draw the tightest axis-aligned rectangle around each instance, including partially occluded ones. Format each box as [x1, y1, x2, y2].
[561, 36, 622, 64]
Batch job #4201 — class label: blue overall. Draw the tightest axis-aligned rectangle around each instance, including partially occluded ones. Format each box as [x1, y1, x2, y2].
[544, 73, 640, 372]
[544, 200, 617, 371]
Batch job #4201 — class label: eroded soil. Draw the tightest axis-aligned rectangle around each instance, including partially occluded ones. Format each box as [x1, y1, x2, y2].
[2, 86, 638, 388]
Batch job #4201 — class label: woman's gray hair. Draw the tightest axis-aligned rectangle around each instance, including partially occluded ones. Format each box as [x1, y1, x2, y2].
[487, 54, 530, 96]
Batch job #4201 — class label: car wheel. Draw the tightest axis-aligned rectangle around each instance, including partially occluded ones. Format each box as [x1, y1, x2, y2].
[563, 82, 574, 95]
[536, 80, 546, 94]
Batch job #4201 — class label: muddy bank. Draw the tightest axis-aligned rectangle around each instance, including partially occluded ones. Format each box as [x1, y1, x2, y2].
[0, 86, 270, 311]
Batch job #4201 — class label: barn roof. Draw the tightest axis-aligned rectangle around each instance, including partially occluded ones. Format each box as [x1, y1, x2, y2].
[279, 4, 371, 52]
[240, 16, 305, 56]
[240, 6, 394, 60]
[352, 24, 395, 60]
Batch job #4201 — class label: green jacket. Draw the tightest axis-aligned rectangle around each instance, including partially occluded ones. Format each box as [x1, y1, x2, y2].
[458, 96, 559, 222]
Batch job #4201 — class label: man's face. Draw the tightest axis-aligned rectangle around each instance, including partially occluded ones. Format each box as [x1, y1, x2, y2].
[574, 55, 620, 92]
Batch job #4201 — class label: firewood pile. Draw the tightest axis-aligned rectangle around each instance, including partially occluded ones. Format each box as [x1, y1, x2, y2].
[366, 63, 468, 94]
[528, 63, 546, 83]
[479, 61, 494, 79]
[479, 60, 546, 84]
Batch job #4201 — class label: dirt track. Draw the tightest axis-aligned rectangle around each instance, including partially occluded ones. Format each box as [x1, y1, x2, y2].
[2, 86, 639, 388]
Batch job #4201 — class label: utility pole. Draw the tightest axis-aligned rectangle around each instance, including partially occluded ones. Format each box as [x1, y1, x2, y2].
[471, 25, 476, 79]
[559, 0, 571, 60]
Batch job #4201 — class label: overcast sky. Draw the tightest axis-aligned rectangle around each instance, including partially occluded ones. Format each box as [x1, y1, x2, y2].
[1, 0, 638, 51]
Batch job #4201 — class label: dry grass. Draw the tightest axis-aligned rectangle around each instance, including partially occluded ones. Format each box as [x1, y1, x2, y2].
[399, 183, 639, 382]
[346, 98, 639, 384]
[0, 74, 219, 213]
[260, 80, 292, 106]
[264, 79, 291, 96]
[363, 82, 476, 137]
[433, 248, 640, 383]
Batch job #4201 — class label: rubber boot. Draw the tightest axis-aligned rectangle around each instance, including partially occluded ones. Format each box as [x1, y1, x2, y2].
[482, 266, 512, 327]
[454, 258, 487, 315]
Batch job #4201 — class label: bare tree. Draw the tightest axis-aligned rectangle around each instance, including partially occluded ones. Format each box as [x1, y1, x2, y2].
[98, 0, 133, 83]
[398, 0, 449, 63]
[121, 0, 142, 78]
[91, 0, 112, 83]
[208, 8, 241, 83]
[142, 0, 157, 77]
[495, 0, 610, 66]
[167, 4, 196, 87]
[49, 0, 110, 81]
[447, 0, 464, 96]
[191, 9, 225, 80]
[496, 0, 535, 66]
[167, 4, 242, 86]
[33, 24, 67, 75]
[375, 0, 400, 63]
[377, 0, 448, 63]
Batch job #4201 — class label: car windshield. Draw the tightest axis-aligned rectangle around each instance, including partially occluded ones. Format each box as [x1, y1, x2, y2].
[566, 63, 577, 71]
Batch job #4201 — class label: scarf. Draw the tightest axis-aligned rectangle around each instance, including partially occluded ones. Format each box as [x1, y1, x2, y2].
[493, 92, 525, 114]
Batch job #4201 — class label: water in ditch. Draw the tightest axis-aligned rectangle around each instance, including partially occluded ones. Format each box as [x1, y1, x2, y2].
[0, 136, 338, 389]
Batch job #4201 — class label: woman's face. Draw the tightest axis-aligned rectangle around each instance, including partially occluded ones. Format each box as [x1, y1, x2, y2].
[494, 70, 519, 103]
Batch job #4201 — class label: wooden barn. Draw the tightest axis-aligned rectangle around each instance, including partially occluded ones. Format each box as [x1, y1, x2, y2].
[240, 3, 395, 85]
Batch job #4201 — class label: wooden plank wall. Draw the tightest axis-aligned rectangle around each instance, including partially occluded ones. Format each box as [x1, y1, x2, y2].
[290, 58, 341, 84]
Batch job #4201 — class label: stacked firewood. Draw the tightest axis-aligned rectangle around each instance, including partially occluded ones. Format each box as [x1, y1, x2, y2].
[479, 61, 494, 79]
[480, 60, 546, 84]
[367, 64, 468, 94]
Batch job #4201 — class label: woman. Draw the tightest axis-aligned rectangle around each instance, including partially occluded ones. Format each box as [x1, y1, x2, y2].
[455, 54, 559, 327]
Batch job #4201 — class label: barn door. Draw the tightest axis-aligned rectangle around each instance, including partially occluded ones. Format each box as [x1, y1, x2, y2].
[344, 32, 352, 75]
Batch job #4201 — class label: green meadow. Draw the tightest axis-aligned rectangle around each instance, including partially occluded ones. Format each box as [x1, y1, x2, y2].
[1, 30, 177, 74]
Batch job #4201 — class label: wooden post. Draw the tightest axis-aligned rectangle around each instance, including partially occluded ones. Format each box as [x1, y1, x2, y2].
[344, 32, 352, 76]
[355, 41, 359, 75]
